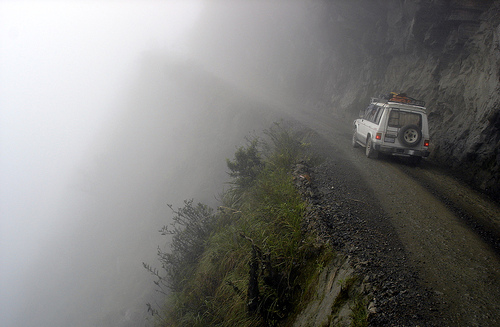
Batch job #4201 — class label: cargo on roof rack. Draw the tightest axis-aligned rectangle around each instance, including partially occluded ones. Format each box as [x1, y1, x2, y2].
[372, 92, 425, 107]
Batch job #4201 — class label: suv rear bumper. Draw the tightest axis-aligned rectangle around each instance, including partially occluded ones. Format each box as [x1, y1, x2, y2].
[375, 144, 430, 157]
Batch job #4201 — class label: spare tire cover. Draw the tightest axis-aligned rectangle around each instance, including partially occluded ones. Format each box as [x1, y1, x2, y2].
[399, 124, 422, 147]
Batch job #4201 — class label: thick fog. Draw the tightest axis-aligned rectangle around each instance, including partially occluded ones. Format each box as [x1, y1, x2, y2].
[0, 1, 325, 326]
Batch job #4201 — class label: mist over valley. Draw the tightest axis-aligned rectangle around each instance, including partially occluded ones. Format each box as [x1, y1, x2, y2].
[1, 1, 499, 326]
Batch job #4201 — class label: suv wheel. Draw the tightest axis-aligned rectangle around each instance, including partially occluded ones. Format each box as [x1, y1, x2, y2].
[352, 129, 360, 148]
[366, 137, 378, 158]
[399, 124, 422, 147]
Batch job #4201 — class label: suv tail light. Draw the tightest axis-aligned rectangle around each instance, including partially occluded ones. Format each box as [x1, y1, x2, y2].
[376, 133, 382, 140]
[424, 140, 430, 147]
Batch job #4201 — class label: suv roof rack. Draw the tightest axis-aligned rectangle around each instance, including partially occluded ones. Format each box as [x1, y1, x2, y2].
[372, 92, 426, 107]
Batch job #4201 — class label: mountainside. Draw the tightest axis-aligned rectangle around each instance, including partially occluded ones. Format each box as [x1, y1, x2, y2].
[313, 0, 500, 197]
[189, 0, 500, 198]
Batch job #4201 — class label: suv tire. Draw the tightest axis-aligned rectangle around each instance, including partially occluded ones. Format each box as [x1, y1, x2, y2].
[352, 129, 360, 148]
[366, 137, 378, 158]
[399, 124, 422, 147]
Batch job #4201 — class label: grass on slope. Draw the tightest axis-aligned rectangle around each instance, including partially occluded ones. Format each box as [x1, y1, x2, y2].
[145, 122, 333, 327]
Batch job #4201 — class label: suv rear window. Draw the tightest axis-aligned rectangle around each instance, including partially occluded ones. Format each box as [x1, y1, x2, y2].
[388, 110, 422, 128]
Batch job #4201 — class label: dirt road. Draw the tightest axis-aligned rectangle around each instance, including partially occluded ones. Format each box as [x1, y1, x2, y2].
[295, 110, 500, 326]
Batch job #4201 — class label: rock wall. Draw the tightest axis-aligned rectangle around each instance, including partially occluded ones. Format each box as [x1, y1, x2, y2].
[316, 0, 500, 197]
[292, 255, 366, 327]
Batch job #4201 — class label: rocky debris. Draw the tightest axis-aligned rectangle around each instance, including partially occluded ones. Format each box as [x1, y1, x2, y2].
[292, 132, 442, 326]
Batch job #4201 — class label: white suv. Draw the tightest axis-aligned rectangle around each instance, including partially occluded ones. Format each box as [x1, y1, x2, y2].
[352, 93, 430, 163]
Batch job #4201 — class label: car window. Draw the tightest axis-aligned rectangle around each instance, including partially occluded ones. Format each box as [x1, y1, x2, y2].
[364, 104, 375, 121]
[364, 104, 380, 123]
[374, 107, 384, 124]
[388, 110, 421, 128]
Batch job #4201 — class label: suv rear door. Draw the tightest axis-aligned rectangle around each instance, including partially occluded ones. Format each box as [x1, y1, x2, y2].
[386, 108, 423, 147]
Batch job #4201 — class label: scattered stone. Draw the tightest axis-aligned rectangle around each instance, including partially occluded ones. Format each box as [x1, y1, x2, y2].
[368, 301, 377, 314]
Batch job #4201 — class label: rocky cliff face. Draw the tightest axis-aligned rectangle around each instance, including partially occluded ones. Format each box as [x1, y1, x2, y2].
[316, 0, 500, 197]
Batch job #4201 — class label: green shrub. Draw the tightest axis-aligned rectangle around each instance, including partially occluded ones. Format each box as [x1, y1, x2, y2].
[146, 122, 330, 326]
[226, 138, 263, 190]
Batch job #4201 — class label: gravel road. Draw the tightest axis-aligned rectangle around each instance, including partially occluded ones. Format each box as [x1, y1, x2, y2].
[293, 110, 500, 326]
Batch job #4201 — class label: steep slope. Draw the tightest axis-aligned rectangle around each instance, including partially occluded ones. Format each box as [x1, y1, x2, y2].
[14, 53, 286, 327]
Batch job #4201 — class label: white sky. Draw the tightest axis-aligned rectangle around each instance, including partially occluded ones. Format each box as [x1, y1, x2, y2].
[0, 1, 202, 325]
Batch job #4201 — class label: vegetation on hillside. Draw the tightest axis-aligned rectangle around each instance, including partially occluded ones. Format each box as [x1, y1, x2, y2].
[145, 122, 333, 326]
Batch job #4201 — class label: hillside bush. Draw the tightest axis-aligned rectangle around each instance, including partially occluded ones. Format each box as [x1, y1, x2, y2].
[146, 122, 330, 326]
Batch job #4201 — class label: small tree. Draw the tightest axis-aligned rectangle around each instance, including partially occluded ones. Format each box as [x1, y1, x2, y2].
[145, 200, 215, 294]
[226, 139, 264, 190]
